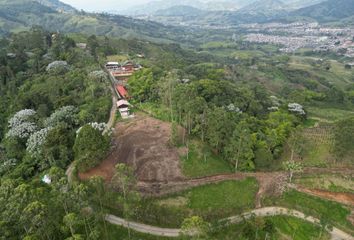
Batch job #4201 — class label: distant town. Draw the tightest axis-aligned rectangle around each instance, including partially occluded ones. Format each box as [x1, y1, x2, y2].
[240, 22, 354, 57]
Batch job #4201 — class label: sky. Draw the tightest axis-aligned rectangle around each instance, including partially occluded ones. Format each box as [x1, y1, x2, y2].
[61, 0, 153, 12]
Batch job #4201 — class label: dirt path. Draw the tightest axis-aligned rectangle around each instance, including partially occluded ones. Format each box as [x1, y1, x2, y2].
[302, 167, 354, 176]
[292, 185, 354, 207]
[65, 162, 75, 183]
[106, 214, 180, 237]
[106, 93, 117, 131]
[106, 207, 354, 239]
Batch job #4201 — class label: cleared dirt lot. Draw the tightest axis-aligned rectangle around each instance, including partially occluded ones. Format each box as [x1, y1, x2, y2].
[79, 113, 185, 182]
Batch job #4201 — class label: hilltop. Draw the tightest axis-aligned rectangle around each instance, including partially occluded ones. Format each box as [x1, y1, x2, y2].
[240, 0, 287, 14]
[34, 0, 76, 12]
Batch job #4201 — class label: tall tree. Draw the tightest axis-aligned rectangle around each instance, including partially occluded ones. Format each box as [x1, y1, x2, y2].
[88, 177, 108, 239]
[224, 122, 255, 172]
[111, 164, 139, 240]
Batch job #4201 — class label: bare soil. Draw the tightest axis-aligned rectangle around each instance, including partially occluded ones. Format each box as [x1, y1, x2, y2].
[296, 186, 354, 207]
[79, 113, 185, 182]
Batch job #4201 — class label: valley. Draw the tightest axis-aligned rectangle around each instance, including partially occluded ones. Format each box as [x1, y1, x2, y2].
[0, 0, 353, 239]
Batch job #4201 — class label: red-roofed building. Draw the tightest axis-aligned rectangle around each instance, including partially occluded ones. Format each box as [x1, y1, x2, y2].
[116, 85, 129, 99]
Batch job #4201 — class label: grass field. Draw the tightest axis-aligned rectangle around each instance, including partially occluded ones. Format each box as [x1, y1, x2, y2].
[269, 216, 330, 240]
[264, 190, 353, 234]
[302, 142, 333, 167]
[288, 56, 354, 89]
[186, 179, 257, 212]
[136, 178, 258, 228]
[302, 118, 319, 128]
[106, 54, 130, 62]
[181, 140, 232, 178]
[307, 107, 354, 122]
[231, 50, 266, 60]
[136, 102, 171, 122]
[295, 174, 354, 194]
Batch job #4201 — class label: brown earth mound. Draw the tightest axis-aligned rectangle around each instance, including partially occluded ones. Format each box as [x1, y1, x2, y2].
[79, 113, 185, 182]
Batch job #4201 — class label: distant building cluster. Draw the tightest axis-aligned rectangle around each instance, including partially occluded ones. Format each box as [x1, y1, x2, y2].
[106, 61, 142, 82]
[240, 22, 354, 57]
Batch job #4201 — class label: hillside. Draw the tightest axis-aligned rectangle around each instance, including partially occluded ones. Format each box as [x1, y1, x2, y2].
[154, 5, 204, 17]
[121, 0, 206, 16]
[34, 0, 76, 12]
[0, 0, 192, 43]
[292, 0, 354, 22]
[122, 0, 324, 16]
[283, 0, 325, 9]
[241, 0, 287, 13]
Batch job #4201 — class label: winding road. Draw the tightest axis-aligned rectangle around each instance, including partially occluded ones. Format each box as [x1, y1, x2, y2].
[106, 207, 354, 239]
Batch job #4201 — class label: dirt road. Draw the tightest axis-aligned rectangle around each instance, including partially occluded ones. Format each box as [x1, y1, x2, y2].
[292, 185, 354, 207]
[106, 93, 117, 131]
[105, 214, 180, 237]
[106, 207, 354, 239]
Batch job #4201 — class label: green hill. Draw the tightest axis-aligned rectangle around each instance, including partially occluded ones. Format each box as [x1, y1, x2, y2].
[241, 0, 287, 13]
[34, 0, 76, 12]
[292, 0, 354, 22]
[0, 0, 191, 43]
[155, 5, 204, 17]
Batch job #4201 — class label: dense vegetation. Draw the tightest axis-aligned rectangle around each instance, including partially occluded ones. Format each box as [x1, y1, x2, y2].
[124, 35, 354, 170]
[0, 28, 113, 239]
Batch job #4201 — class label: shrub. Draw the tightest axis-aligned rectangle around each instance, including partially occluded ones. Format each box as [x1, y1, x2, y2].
[46, 61, 69, 74]
[6, 109, 38, 139]
[288, 103, 306, 116]
[44, 106, 79, 128]
[88, 70, 108, 82]
[26, 127, 52, 158]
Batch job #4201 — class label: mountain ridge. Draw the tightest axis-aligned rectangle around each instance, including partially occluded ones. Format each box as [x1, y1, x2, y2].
[0, 0, 193, 43]
[292, 0, 354, 22]
[239, 0, 287, 15]
[154, 5, 205, 17]
[34, 0, 76, 12]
